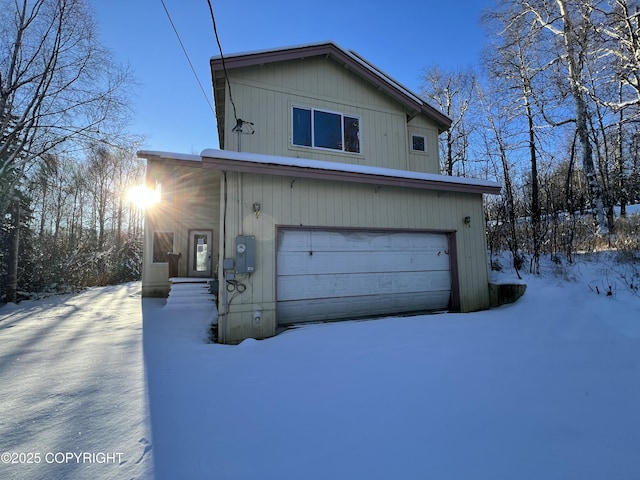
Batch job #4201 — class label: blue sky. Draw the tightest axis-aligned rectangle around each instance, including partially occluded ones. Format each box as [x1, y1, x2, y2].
[90, 0, 495, 154]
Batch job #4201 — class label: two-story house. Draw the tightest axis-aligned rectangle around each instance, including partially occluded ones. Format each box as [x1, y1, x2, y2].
[138, 42, 500, 344]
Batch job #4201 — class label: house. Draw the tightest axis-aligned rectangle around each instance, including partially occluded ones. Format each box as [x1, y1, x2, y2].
[138, 42, 501, 344]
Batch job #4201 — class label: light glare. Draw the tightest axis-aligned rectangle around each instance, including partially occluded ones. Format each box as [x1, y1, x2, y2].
[127, 185, 160, 208]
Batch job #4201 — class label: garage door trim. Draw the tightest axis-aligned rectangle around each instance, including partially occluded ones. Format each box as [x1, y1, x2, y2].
[275, 225, 460, 325]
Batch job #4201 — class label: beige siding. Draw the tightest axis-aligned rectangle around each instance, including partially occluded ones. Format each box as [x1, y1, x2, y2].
[142, 162, 221, 296]
[222, 56, 440, 173]
[217, 171, 490, 343]
[408, 115, 440, 174]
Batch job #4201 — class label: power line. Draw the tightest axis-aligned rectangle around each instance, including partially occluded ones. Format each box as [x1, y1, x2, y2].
[206, 0, 239, 125]
[159, 0, 215, 117]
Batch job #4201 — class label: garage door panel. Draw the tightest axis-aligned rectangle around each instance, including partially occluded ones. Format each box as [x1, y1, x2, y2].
[277, 250, 451, 276]
[277, 290, 451, 324]
[278, 230, 449, 252]
[276, 229, 452, 325]
[278, 270, 451, 301]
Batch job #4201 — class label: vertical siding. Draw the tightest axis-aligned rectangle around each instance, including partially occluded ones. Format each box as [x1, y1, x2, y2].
[408, 116, 440, 174]
[223, 57, 441, 174]
[218, 171, 490, 343]
[142, 163, 221, 296]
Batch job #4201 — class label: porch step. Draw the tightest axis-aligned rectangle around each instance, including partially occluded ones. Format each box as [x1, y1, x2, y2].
[169, 286, 212, 296]
[165, 278, 218, 324]
[169, 277, 212, 284]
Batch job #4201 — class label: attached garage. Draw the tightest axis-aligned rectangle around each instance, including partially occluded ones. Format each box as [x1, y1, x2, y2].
[276, 228, 457, 325]
[143, 149, 501, 343]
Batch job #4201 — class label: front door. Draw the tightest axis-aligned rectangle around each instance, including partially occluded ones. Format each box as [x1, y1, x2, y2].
[188, 229, 213, 277]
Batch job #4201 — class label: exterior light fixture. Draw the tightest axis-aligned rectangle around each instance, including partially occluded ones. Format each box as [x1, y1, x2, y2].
[253, 202, 261, 217]
[464, 216, 471, 225]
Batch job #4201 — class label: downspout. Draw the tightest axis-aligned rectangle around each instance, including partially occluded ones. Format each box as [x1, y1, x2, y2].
[219, 169, 241, 344]
[220, 171, 229, 344]
[238, 173, 243, 235]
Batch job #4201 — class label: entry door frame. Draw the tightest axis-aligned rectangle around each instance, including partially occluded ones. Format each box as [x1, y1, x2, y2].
[187, 229, 213, 277]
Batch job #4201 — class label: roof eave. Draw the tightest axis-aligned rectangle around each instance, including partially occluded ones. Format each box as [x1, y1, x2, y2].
[137, 150, 202, 166]
[211, 69, 226, 149]
[201, 154, 501, 195]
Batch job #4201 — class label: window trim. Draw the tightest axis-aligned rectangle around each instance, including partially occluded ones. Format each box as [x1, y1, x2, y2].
[292, 105, 361, 154]
[411, 134, 427, 154]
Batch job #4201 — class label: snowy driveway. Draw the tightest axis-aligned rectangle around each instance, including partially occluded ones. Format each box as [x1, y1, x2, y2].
[0, 283, 152, 480]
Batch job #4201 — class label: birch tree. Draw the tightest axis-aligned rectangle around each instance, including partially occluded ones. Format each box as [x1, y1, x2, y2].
[522, 0, 609, 234]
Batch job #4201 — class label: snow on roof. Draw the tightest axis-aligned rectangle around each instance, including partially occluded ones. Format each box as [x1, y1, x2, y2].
[200, 148, 501, 191]
[137, 150, 201, 162]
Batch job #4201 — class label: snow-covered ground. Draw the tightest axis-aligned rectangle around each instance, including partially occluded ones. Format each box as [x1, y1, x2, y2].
[616, 203, 640, 216]
[1, 252, 639, 479]
[0, 283, 152, 480]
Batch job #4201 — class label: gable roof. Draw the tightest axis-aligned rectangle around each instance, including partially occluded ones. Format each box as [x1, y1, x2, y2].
[210, 42, 452, 148]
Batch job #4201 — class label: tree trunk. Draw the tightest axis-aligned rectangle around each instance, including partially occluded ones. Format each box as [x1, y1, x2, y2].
[617, 88, 627, 217]
[564, 134, 578, 262]
[6, 201, 20, 303]
[116, 195, 123, 248]
[446, 130, 454, 176]
[526, 96, 541, 274]
[557, 0, 609, 235]
[38, 179, 47, 238]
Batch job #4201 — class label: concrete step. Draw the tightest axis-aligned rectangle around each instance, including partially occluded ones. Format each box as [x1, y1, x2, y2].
[165, 277, 218, 318]
[169, 289, 213, 297]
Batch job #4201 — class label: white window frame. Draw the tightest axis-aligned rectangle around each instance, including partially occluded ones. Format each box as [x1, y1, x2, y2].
[411, 134, 427, 153]
[292, 105, 361, 154]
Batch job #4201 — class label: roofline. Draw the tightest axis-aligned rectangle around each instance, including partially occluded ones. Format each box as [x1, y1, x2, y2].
[137, 149, 501, 195]
[137, 150, 202, 164]
[198, 148, 501, 195]
[210, 42, 452, 133]
[203, 157, 500, 195]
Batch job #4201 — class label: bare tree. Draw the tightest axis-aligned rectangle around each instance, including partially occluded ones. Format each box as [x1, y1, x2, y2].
[477, 83, 525, 278]
[483, 2, 554, 273]
[420, 67, 477, 176]
[591, 0, 640, 109]
[0, 0, 131, 183]
[0, 0, 131, 301]
[85, 145, 116, 249]
[521, 0, 609, 234]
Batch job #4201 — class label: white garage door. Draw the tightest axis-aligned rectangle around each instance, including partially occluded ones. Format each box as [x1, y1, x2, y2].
[276, 229, 452, 325]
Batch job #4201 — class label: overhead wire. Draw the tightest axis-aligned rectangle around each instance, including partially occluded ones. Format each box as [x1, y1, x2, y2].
[206, 0, 248, 132]
[159, 0, 215, 117]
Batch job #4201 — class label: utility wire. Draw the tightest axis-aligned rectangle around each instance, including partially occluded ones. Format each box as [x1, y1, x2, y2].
[159, 0, 215, 117]
[206, 0, 239, 125]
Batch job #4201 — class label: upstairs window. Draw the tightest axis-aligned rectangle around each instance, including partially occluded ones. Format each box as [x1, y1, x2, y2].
[411, 134, 427, 153]
[292, 106, 360, 153]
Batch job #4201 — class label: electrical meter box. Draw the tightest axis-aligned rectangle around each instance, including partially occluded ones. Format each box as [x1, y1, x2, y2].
[235, 235, 256, 273]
